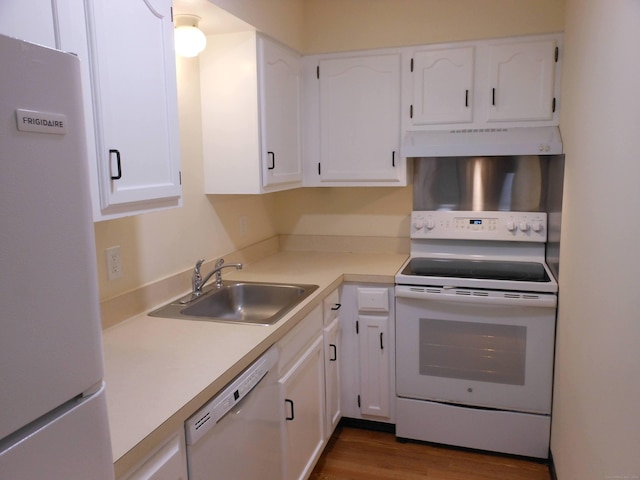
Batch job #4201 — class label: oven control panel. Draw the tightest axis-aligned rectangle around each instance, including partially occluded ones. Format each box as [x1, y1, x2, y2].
[411, 211, 547, 242]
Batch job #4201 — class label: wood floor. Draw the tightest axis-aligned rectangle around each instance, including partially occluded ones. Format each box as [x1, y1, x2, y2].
[310, 425, 551, 480]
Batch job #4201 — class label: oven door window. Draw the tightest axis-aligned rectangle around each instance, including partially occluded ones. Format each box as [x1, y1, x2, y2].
[420, 319, 526, 385]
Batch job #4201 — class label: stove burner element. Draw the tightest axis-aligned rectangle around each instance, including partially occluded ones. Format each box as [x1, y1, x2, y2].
[401, 258, 550, 283]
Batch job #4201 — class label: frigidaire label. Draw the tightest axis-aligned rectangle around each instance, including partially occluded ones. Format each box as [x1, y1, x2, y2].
[16, 109, 68, 135]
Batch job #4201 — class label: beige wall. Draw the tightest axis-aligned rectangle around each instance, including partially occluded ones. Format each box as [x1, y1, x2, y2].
[302, 0, 565, 53]
[551, 1, 640, 478]
[273, 187, 412, 238]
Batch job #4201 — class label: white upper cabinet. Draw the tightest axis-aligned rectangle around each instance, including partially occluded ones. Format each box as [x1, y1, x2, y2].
[0, 0, 56, 48]
[406, 33, 562, 131]
[259, 37, 303, 188]
[200, 31, 303, 194]
[485, 38, 558, 123]
[304, 52, 407, 186]
[411, 46, 475, 125]
[1, 0, 183, 220]
[85, 0, 182, 216]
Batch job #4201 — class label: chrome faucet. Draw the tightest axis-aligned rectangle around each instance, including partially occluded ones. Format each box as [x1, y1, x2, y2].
[191, 258, 243, 296]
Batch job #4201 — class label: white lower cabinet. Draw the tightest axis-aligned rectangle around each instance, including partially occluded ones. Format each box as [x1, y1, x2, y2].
[280, 336, 325, 480]
[278, 305, 325, 480]
[357, 314, 391, 418]
[340, 284, 396, 423]
[118, 430, 187, 480]
[323, 288, 342, 437]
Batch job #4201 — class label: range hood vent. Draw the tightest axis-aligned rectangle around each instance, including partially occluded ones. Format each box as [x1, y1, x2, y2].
[401, 126, 562, 157]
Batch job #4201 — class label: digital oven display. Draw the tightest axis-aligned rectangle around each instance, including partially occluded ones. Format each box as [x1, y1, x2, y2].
[470, 219, 482, 225]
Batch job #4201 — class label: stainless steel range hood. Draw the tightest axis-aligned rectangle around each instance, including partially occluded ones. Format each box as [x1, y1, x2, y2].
[401, 126, 562, 157]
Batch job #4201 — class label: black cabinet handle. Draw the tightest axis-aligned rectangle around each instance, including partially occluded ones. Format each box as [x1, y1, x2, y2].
[285, 399, 295, 420]
[331, 303, 341, 311]
[329, 344, 337, 361]
[392, 151, 396, 167]
[380, 332, 384, 350]
[109, 149, 122, 180]
[492, 88, 496, 106]
[465, 89, 469, 107]
[267, 151, 275, 170]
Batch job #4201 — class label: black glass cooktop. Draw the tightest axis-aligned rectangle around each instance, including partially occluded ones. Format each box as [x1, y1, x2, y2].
[401, 258, 550, 282]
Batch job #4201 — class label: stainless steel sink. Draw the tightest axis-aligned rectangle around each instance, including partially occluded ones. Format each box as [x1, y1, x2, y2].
[148, 281, 318, 325]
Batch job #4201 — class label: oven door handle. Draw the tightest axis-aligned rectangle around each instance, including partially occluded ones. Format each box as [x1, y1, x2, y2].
[395, 286, 557, 308]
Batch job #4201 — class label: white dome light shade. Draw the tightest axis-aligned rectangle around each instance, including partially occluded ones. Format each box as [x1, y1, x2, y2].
[174, 16, 207, 57]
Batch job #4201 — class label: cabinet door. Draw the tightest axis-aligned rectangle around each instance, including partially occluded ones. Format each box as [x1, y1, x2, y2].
[411, 46, 474, 125]
[0, 0, 56, 48]
[259, 37, 303, 188]
[280, 336, 325, 480]
[487, 39, 557, 122]
[86, 0, 181, 209]
[324, 317, 341, 437]
[358, 314, 390, 418]
[118, 430, 187, 480]
[318, 54, 401, 183]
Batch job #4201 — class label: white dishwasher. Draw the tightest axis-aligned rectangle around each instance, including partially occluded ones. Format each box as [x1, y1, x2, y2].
[185, 346, 282, 479]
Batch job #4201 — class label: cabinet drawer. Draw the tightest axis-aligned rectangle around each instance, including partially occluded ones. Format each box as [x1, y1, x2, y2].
[322, 288, 342, 326]
[357, 287, 389, 313]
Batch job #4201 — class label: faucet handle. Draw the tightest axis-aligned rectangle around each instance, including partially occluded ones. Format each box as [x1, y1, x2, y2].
[214, 258, 225, 268]
[194, 258, 205, 274]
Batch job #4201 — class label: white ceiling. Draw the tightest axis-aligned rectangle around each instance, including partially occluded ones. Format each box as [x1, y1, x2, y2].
[172, 0, 254, 35]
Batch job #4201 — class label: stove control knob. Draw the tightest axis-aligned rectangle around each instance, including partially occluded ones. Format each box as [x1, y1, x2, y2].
[425, 219, 435, 230]
[531, 220, 543, 232]
[519, 221, 530, 232]
[413, 218, 425, 231]
[506, 221, 516, 232]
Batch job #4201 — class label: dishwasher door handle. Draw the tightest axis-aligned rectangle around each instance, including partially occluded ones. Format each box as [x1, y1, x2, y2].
[285, 399, 295, 421]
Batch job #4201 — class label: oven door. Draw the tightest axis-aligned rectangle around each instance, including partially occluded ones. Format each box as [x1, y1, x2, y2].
[395, 285, 557, 414]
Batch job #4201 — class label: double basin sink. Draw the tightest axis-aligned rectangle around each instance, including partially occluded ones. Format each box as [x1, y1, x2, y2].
[149, 281, 318, 326]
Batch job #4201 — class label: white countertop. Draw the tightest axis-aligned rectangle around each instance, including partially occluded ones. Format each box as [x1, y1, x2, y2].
[102, 250, 406, 475]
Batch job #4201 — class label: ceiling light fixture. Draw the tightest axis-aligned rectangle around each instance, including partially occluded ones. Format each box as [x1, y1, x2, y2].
[174, 15, 207, 58]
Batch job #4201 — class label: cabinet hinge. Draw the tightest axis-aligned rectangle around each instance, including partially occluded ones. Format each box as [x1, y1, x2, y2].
[318, 162, 321, 175]
[552, 97, 556, 113]
[316, 65, 320, 79]
[410, 58, 414, 73]
[555, 46, 559, 62]
[357, 394, 361, 408]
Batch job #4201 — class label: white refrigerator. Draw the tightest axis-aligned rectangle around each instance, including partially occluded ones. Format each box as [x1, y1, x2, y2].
[0, 35, 114, 479]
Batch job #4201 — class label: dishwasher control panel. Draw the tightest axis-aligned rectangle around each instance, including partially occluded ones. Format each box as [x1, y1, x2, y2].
[185, 346, 278, 445]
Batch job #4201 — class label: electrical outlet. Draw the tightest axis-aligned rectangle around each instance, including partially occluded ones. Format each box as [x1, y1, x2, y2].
[106, 246, 122, 280]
